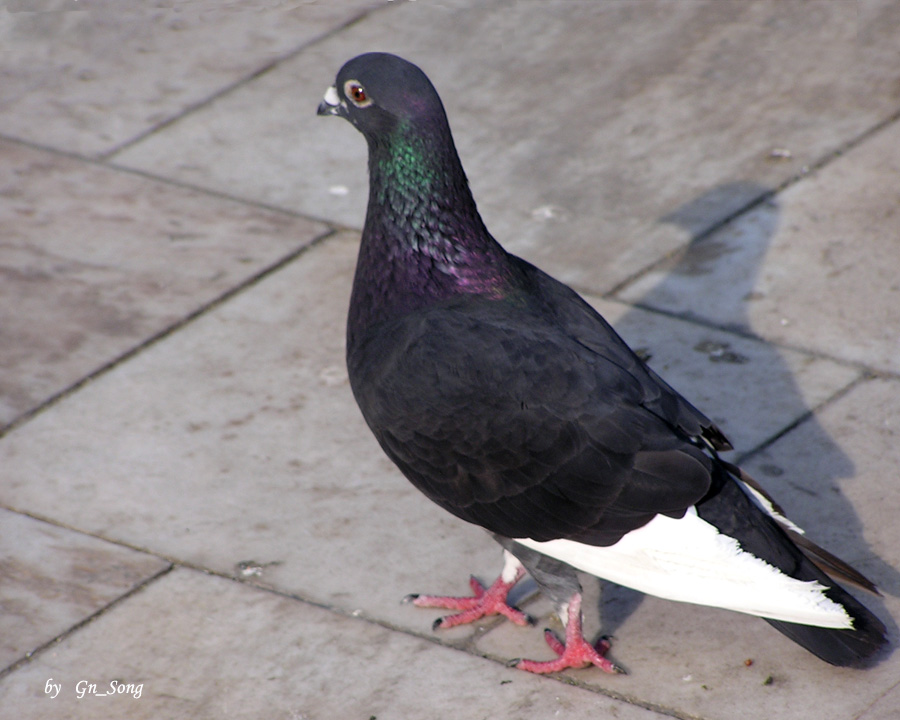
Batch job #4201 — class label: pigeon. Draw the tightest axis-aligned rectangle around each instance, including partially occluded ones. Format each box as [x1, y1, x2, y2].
[317, 52, 887, 673]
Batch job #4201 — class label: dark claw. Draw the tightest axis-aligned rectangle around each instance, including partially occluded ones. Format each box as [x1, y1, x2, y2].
[506, 657, 523, 668]
[432, 616, 446, 631]
[402, 593, 419, 604]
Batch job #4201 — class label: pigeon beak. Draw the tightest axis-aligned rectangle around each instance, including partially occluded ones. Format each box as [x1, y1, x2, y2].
[317, 85, 347, 118]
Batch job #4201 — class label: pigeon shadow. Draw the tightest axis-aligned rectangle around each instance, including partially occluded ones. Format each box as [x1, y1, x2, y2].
[592, 181, 899, 645]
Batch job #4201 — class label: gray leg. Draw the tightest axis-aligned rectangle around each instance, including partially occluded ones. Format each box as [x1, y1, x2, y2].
[492, 535, 582, 612]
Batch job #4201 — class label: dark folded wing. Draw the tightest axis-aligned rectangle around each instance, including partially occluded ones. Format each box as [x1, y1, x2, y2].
[349, 292, 715, 545]
[519, 258, 732, 452]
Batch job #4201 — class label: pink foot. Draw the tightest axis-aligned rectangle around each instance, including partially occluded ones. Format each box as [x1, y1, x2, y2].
[515, 593, 625, 675]
[406, 566, 533, 629]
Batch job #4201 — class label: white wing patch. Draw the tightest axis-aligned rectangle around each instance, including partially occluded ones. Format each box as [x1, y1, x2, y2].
[515, 507, 852, 629]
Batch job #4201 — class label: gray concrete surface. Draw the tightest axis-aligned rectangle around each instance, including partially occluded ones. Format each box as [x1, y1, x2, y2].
[1, 2, 899, 719]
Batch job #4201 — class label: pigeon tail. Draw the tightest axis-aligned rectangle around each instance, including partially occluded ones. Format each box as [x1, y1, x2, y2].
[696, 462, 888, 667]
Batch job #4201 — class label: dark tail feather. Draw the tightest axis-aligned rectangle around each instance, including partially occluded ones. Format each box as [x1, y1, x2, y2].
[698, 462, 888, 668]
[786, 530, 881, 596]
[765, 582, 887, 668]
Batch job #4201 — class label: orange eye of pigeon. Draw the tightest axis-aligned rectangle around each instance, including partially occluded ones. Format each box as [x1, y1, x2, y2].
[345, 81, 372, 108]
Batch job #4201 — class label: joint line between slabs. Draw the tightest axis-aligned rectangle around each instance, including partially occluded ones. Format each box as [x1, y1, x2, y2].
[734, 371, 871, 465]
[0, 132, 347, 232]
[100, 4, 384, 161]
[0, 228, 337, 440]
[0, 564, 175, 681]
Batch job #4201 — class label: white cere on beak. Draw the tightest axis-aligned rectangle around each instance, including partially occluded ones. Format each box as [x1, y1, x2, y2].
[323, 85, 341, 107]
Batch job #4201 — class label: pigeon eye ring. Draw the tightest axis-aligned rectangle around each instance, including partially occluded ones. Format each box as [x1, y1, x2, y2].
[344, 80, 372, 108]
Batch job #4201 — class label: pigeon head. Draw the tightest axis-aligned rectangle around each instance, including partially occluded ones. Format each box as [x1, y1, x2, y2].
[317, 52, 447, 142]
[317, 53, 465, 204]
[319, 53, 514, 334]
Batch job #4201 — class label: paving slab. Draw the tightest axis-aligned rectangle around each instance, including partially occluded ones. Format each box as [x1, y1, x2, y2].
[0, 567, 667, 720]
[114, 0, 900, 293]
[0, 0, 379, 157]
[1, 2, 898, 717]
[617, 120, 900, 374]
[0, 508, 169, 671]
[859, 681, 900, 720]
[0, 227, 879, 696]
[0, 139, 327, 428]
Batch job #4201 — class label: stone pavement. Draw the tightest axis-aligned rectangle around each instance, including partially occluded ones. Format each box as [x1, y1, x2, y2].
[1, 1, 899, 718]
